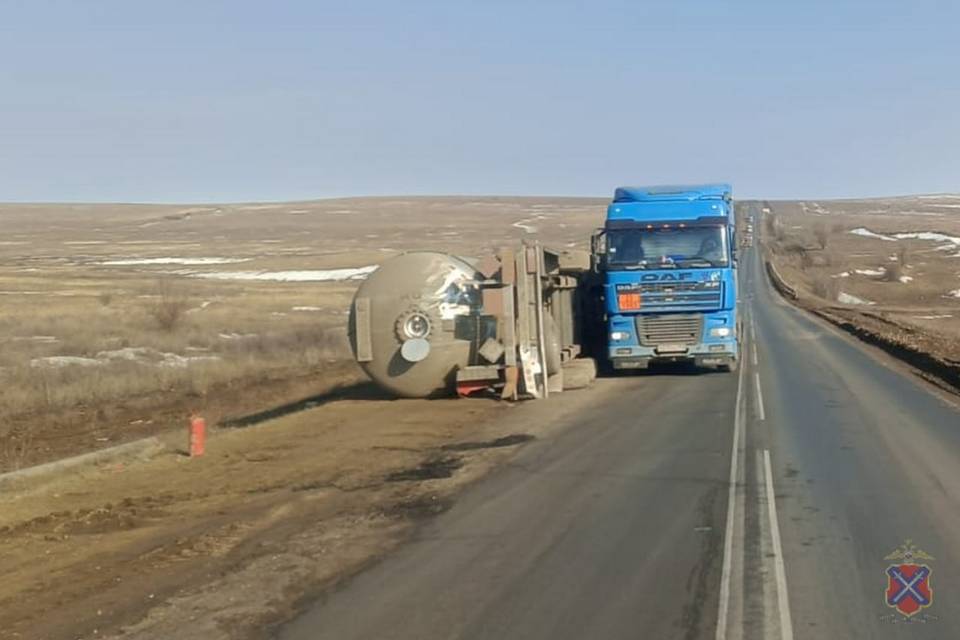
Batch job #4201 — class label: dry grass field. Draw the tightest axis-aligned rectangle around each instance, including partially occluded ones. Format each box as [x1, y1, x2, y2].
[0, 197, 605, 470]
[4, 192, 959, 640]
[763, 194, 960, 377]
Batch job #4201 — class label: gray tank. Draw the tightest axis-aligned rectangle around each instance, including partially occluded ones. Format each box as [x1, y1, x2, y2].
[349, 252, 481, 398]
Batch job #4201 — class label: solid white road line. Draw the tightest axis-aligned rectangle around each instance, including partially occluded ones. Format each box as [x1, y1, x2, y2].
[715, 341, 746, 640]
[751, 341, 758, 366]
[763, 449, 794, 640]
[754, 372, 766, 421]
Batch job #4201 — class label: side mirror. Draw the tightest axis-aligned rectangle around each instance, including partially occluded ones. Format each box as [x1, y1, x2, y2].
[590, 229, 607, 273]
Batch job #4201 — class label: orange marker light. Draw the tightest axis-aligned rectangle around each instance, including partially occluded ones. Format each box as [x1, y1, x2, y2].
[618, 293, 642, 310]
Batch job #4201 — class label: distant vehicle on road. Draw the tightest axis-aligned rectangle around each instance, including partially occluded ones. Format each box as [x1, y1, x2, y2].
[592, 184, 740, 371]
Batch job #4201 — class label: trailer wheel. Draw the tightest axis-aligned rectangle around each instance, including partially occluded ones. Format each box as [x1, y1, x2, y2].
[561, 358, 597, 390]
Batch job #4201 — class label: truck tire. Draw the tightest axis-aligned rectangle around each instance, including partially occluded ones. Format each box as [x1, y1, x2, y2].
[561, 358, 597, 390]
[719, 358, 738, 373]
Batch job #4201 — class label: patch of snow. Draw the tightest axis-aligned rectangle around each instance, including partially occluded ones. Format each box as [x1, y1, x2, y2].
[914, 314, 953, 319]
[899, 276, 914, 283]
[186, 300, 213, 314]
[157, 353, 221, 368]
[184, 266, 377, 282]
[892, 232, 960, 247]
[97, 347, 152, 361]
[31, 356, 101, 368]
[849, 228, 897, 242]
[947, 289, 960, 298]
[64, 240, 108, 245]
[92, 347, 221, 368]
[832, 272, 851, 278]
[9, 335, 59, 343]
[292, 306, 323, 311]
[837, 292, 875, 305]
[512, 219, 538, 233]
[218, 332, 258, 340]
[854, 268, 886, 276]
[100, 257, 251, 266]
[239, 204, 285, 211]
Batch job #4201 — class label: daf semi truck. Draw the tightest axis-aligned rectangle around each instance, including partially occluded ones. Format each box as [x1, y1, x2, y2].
[592, 184, 740, 371]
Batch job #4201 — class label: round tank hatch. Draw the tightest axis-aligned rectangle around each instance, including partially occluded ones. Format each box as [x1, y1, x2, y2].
[400, 338, 431, 362]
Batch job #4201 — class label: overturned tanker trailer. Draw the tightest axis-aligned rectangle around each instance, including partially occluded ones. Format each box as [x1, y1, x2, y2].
[348, 243, 600, 399]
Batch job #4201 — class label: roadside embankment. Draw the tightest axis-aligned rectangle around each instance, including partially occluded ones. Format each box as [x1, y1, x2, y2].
[763, 243, 960, 395]
[0, 373, 606, 640]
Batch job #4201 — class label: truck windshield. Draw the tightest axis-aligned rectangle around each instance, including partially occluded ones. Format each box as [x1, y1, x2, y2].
[606, 226, 729, 269]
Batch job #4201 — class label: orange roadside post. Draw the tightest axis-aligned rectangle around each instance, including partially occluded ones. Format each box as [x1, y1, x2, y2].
[189, 414, 206, 457]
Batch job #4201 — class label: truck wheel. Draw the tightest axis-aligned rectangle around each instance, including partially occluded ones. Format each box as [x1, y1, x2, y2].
[719, 358, 738, 373]
[561, 358, 597, 390]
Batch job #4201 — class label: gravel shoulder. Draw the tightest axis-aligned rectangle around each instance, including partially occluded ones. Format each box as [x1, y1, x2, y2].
[0, 377, 608, 640]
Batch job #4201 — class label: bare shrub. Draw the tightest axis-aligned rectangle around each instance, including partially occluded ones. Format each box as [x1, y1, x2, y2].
[897, 244, 910, 267]
[799, 251, 814, 270]
[783, 241, 807, 257]
[813, 223, 829, 250]
[148, 280, 190, 332]
[830, 222, 846, 234]
[1, 427, 34, 472]
[98, 292, 114, 307]
[884, 262, 903, 282]
[766, 214, 784, 241]
[812, 276, 840, 301]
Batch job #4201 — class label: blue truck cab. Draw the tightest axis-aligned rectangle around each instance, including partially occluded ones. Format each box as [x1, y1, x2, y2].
[595, 184, 739, 371]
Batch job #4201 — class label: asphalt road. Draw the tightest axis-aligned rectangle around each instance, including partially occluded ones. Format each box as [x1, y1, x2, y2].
[277, 224, 960, 639]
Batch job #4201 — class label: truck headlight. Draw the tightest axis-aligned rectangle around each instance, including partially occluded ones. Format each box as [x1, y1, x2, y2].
[710, 327, 731, 338]
[610, 331, 631, 341]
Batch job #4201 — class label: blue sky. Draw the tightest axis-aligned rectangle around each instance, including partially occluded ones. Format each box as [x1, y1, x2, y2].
[1, 0, 958, 202]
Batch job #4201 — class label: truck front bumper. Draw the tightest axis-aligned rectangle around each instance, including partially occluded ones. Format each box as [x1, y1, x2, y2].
[608, 341, 738, 370]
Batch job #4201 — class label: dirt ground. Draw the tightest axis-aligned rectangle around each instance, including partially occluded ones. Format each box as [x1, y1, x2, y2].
[0, 195, 609, 639]
[761, 195, 960, 387]
[0, 375, 612, 640]
[0, 196, 606, 471]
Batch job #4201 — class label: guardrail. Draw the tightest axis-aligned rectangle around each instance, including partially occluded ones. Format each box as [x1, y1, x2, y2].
[765, 259, 799, 300]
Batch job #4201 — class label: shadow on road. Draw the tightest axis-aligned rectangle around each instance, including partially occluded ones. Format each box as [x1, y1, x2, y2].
[220, 381, 393, 428]
[599, 361, 726, 378]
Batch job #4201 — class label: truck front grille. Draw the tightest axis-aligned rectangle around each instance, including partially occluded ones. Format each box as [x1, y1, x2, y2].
[636, 314, 702, 346]
[636, 282, 722, 311]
